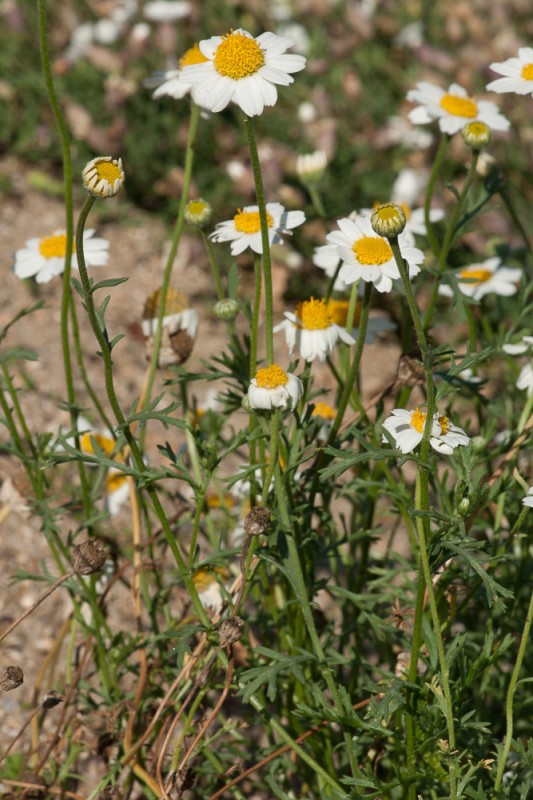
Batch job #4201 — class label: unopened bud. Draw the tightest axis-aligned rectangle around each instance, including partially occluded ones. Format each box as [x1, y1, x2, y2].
[214, 298, 239, 321]
[185, 198, 212, 228]
[296, 150, 327, 185]
[457, 497, 470, 516]
[371, 203, 406, 238]
[461, 121, 492, 151]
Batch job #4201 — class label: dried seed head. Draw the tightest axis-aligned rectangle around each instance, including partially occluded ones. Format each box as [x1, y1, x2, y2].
[71, 539, 110, 575]
[218, 616, 245, 647]
[0, 665, 24, 693]
[42, 689, 63, 708]
[169, 328, 195, 363]
[243, 505, 271, 537]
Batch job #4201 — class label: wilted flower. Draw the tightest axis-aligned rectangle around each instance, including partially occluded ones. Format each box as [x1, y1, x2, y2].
[407, 82, 510, 135]
[14, 229, 109, 284]
[142, 287, 198, 367]
[210, 202, 305, 255]
[382, 407, 471, 455]
[180, 29, 306, 117]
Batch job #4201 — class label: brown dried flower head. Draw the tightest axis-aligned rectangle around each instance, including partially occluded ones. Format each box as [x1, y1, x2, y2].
[142, 287, 198, 368]
[243, 505, 271, 537]
[218, 616, 245, 647]
[71, 539, 110, 575]
[0, 665, 24, 694]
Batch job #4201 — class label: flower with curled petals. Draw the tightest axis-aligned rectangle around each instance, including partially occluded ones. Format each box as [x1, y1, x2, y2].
[407, 82, 510, 135]
[181, 29, 306, 117]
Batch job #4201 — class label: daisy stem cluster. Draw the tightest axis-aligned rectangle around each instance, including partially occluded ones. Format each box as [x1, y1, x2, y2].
[424, 145, 479, 332]
[38, 0, 94, 527]
[74, 194, 210, 628]
[390, 237, 457, 799]
[243, 115, 275, 365]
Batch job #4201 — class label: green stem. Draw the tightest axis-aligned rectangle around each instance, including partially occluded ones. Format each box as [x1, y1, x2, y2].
[499, 185, 533, 265]
[405, 557, 426, 800]
[308, 184, 327, 218]
[328, 281, 372, 444]
[261, 410, 280, 506]
[201, 231, 225, 300]
[74, 194, 210, 629]
[494, 576, 533, 790]
[424, 150, 479, 333]
[424, 134, 450, 258]
[38, 0, 93, 524]
[391, 238, 457, 799]
[243, 115, 274, 365]
[142, 101, 201, 420]
[274, 460, 360, 779]
[250, 254, 262, 378]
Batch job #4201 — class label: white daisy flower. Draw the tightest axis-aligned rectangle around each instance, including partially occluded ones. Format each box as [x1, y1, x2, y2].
[486, 48, 533, 97]
[523, 487, 533, 509]
[13, 229, 109, 284]
[503, 336, 533, 397]
[210, 202, 305, 255]
[326, 214, 424, 294]
[148, 42, 210, 104]
[274, 297, 355, 362]
[407, 81, 510, 135]
[439, 258, 521, 300]
[181, 28, 306, 117]
[382, 407, 471, 455]
[248, 363, 303, 411]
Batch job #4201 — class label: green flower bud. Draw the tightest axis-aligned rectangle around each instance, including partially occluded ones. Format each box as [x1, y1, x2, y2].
[461, 121, 492, 151]
[185, 198, 212, 228]
[214, 298, 239, 321]
[371, 203, 406, 239]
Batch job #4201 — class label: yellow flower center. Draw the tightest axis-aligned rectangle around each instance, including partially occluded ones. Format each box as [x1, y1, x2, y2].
[410, 407, 427, 433]
[179, 42, 209, 68]
[107, 472, 127, 493]
[459, 268, 492, 284]
[410, 407, 450, 435]
[325, 299, 357, 327]
[312, 401, 336, 420]
[94, 160, 123, 184]
[187, 200, 208, 216]
[193, 565, 230, 592]
[38, 233, 74, 259]
[206, 492, 237, 510]
[352, 236, 393, 266]
[214, 31, 265, 79]
[440, 93, 478, 118]
[255, 363, 288, 389]
[233, 209, 273, 234]
[295, 297, 332, 330]
[80, 432, 116, 457]
[520, 63, 533, 81]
